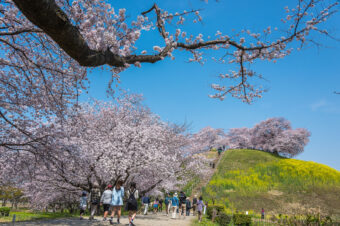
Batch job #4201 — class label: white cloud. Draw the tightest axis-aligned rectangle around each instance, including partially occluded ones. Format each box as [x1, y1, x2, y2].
[311, 100, 327, 111]
[310, 99, 340, 113]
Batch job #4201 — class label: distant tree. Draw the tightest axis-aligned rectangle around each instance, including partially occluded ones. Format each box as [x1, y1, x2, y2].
[250, 117, 292, 151]
[190, 126, 226, 152]
[227, 127, 252, 150]
[227, 118, 311, 157]
[272, 128, 311, 157]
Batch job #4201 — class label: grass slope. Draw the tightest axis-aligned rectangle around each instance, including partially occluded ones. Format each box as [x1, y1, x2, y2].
[203, 149, 340, 216]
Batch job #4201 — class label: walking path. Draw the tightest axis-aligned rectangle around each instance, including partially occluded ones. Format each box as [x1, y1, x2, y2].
[190, 150, 224, 198]
[2, 214, 195, 226]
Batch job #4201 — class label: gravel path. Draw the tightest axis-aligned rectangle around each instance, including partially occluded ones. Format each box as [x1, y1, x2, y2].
[2, 214, 195, 226]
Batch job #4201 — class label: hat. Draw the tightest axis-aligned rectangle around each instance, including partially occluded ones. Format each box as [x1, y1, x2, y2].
[174, 192, 178, 197]
[107, 184, 113, 189]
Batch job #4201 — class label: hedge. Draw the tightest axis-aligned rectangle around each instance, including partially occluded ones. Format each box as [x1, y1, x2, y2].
[215, 211, 232, 226]
[0, 207, 11, 217]
[233, 213, 252, 226]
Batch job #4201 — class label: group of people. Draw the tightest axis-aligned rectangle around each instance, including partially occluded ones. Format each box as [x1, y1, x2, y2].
[141, 191, 206, 222]
[79, 182, 206, 225]
[79, 180, 138, 226]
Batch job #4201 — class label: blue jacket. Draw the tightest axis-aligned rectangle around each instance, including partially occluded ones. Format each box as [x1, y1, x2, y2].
[142, 196, 150, 204]
[111, 187, 124, 206]
[164, 196, 171, 205]
[171, 196, 179, 207]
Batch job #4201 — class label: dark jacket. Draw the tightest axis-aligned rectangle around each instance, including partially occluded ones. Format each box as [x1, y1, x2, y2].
[185, 199, 191, 209]
[179, 192, 186, 205]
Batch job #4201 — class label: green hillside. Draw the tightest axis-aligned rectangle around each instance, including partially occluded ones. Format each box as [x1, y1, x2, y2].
[202, 149, 340, 216]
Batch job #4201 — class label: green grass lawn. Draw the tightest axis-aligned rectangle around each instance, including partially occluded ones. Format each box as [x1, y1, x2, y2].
[191, 216, 219, 226]
[0, 210, 76, 223]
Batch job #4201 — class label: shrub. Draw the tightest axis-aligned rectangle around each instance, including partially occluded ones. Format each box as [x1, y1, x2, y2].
[233, 213, 252, 226]
[206, 204, 225, 220]
[0, 207, 11, 217]
[215, 211, 232, 226]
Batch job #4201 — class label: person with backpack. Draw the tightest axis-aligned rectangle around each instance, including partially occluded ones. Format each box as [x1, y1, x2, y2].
[89, 182, 101, 220]
[110, 180, 124, 225]
[100, 184, 113, 221]
[218, 147, 223, 156]
[197, 196, 204, 223]
[164, 193, 171, 216]
[171, 193, 179, 219]
[192, 195, 197, 216]
[158, 198, 163, 212]
[126, 182, 139, 226]
[178, 191, 186, 217]
[185, 197, 191, 216]
[142, 195, 150, 215]
[79, 191, 87, 220]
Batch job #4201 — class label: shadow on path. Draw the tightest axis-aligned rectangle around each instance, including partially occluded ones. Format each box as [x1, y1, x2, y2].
[1, 213, 195, 226]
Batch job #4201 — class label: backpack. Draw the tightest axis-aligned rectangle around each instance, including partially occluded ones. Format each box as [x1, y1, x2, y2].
[179, 193, 186, 204]
[186, 200, 191, 209]
[127, 189, 137, 209]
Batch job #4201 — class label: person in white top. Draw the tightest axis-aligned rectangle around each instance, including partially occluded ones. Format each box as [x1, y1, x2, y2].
[100, 184, 113, 221]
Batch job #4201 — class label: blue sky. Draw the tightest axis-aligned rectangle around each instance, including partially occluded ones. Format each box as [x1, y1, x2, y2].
[81, 0, 340, 170]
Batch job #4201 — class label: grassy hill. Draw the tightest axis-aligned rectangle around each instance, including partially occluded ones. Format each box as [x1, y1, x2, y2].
[202, 149, 340, 217]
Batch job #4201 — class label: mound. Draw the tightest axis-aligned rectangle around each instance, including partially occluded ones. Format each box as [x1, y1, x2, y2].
[203, 149, 340, 216]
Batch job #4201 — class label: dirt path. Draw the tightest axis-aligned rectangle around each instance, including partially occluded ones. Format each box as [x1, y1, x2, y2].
[190, 150, 224, 198]
[3, 214, 195, 226]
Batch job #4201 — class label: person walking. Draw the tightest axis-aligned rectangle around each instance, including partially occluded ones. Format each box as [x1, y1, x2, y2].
[79, 191, 87, 220]
[153, 198, 159, 214]
[218, 147, 223, 156]
[100, 184, 113, 221]
[197, 196, 204, 223]
[126, 182, 139, 226]
[142, 195, 150, 215]
[261, 208, 265, 220]
[185, 197, 191, 216]
[192, 195, 197, 216]
[171, 193, 179, 219]
[158, 198, 163, 212]
[178, 191, 186, 217]
[110, 180, 124, 225]
[89, 183, 101, 220]
[164, 193, 171, 216]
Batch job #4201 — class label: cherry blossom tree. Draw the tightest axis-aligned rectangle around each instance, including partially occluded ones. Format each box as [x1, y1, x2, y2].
[227, 127, 252, 150]
[251, 117, 292, 151]
[190, 126, 226, 153]
[0, 94, 206, 208]
[1, 0, 338, 150]
[9, 0, 338, 102]
[227, 117, 311, 157]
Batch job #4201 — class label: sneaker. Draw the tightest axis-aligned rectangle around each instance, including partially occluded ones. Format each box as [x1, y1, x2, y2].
[109, 218, 113, 225]
[103, 217, 107, 221]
